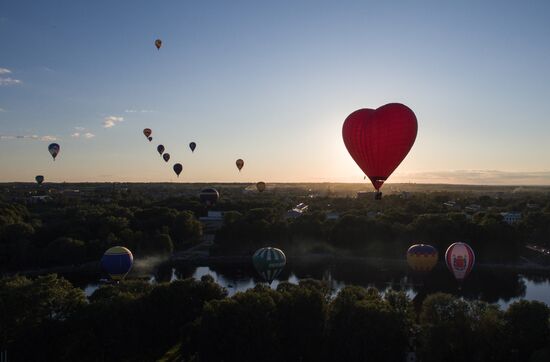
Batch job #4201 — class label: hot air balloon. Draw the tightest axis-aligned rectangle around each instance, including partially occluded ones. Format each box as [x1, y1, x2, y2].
[48, 143, 60, 161]
[35, 175, 44, 185]
[236, 159, 244, 172]
[163, 153, 170, 162]
[155, 39, 162, 50]
[173, 163, 183, 177]
[101, 246, 133, 281]
[199, 188, 219, 206]
[189, 142, 196, 152]
[143, 128, 152, 139]
[445, 242, 475, 282]
[157, 145, 165, 155]
[148, 136, 153, 142]
[256, 182, 266, 192]
[342, 103, 417, 199]
[407, 244, 438, 272]
[252, 247, 286, 284]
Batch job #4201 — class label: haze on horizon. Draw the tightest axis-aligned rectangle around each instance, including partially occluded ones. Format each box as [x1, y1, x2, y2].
[1, 0, 550, 185]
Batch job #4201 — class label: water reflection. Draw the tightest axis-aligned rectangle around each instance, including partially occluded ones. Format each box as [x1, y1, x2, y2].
[76, 260, 550, 307]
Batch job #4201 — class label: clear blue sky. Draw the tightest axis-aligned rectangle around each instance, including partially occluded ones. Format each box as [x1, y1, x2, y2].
[1, 0, 549, 184]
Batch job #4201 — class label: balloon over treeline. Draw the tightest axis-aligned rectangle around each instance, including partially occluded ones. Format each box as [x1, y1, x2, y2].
[256, 181, 266, 192]
[155, 39, 162, 50]
[163, 153, 170, 162]
[236, 159, 244, 172]
[445, 242, 475, 282]
[342, 103, 417, 193]
[406, 244, 438, 272]
[48, 143, 60, 161]
[101, 246, 133, 281]
[199, 188, 219, 206]
[252, 247, 286, 284]
[189, 142, 196, 152]
[173, 163, 183, 177]
[157, 145, 165, 155]
[35, 175, 44, 185]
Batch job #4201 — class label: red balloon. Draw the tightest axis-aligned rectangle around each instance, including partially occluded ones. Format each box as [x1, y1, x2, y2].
[342, 103, 417, 191]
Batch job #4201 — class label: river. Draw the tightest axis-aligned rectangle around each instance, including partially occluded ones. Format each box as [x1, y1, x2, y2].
[75, 259, 550, 309]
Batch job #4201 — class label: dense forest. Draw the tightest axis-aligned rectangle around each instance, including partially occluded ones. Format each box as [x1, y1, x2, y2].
[1, 183, 550, 271]
[1, 184, 550, 360]
[1, 274, 549, 361]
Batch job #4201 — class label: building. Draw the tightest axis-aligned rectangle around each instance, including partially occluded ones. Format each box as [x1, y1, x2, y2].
[28, 195, 52, 203]
[286, 203, 308, 219]
[199, 211, 225, 232]
[501, 212, 521, 224]
[465, 204, 481, 213]
[443, 201, 458, 208]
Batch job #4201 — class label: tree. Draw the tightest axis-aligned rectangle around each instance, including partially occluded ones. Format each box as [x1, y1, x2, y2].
[0, 274, 86, 353]
[327, 286, 409, 362]
[504, 300, 550, 360]
[44, 237, 87, 265]
[171, 211, 202, 247]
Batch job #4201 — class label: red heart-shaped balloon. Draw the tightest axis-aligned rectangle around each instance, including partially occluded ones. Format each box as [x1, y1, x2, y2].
[342, 103, 417, 190]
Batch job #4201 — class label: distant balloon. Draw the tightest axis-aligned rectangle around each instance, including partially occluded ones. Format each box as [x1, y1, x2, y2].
[189, 142, 196, 153]
[155, 39, 162, 50]
[148, 136, 153, 142]
[101, 246, 133, 281]
[48, 143, 60, 161]
[163, 153, 170, 162]
[199, 188, 219, 206]
[407, 244, 438, 272]
[445, 242, 475, 282]
[252, 247, 286, 284]
[343, 103, 417, 191]
[143, 128, 152, 138]
[256, 181, 266, 192]
[35, 175, 44, 185]
[236, 159, 244, 172]
[157, 145, 165, 155]
[173, 163, 183, 177]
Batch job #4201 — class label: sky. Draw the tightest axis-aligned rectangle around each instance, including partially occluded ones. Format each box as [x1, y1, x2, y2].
[1, 0, 550, 184]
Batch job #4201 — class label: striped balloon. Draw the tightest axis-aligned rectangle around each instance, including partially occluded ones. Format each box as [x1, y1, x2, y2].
[407, 244, 438, 272]
[252, 247, 286, 284]
[101, 246, 134, 281]
[445, 242, 475, 282]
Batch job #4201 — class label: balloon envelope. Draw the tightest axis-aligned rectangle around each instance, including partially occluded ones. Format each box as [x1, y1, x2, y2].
[157, 145, 165, 155]
[342, 103, 417, 190]
[101, 246, 133, 281]
[407, 244, 438, 272]
[173, 163, 183, 177]
[445, 242, 475, 282]
[155, 39, 162, 50]
[163, 153, 170, 162]
[189, 142, 196, 152]
[148, 136, 153, 142]
[236, 159, 244, 171]
[143, 128, 152, 138]
[35, 175, 44, 185]
[199, 188, 219, 206]
[256, 182, 266, 192]
[48, 143, 60, 160]
[252, 247, 286, 283]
